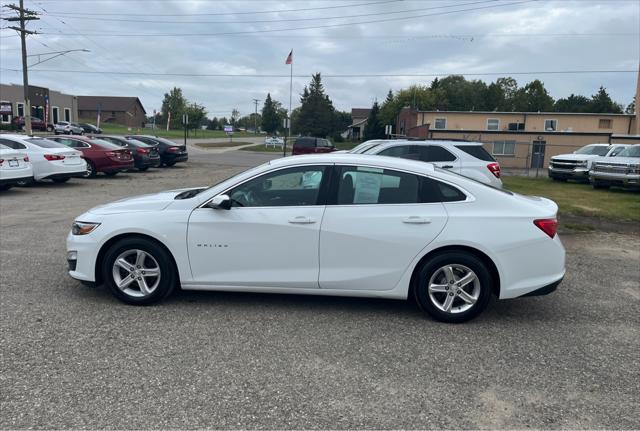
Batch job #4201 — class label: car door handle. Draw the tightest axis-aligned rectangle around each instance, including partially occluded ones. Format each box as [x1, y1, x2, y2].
[402, 216, 432, 224]
[441, 165, 454, 169]
[288, 216, 316, 224]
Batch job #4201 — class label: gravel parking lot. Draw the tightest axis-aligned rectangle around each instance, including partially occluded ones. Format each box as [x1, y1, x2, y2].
[1, 148, 639, 429]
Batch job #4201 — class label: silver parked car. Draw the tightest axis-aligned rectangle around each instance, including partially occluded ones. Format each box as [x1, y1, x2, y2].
[590, 145, 640, 190]
[54, 121, 84, 135]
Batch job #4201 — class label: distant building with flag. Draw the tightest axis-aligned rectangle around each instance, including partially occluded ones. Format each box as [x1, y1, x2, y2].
[0, 83, 78, 125]
[77, 96, 146, 128]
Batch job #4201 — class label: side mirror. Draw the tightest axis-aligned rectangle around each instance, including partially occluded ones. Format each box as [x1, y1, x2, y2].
[208, 194, 232, 210]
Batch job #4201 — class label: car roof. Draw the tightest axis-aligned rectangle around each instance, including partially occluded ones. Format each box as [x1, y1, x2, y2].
[371, 140, 483, 150]
[267, 153, 435, 173]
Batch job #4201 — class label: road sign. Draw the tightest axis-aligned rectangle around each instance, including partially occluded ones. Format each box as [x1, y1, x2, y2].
[182, 114, 189, 125]
[224, 124, 233, 133]
[283, 118, 290, 129]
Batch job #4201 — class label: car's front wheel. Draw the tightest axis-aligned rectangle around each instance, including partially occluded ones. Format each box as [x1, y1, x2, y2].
[414, 251, 493, 323]
[103, 237, 176, 305]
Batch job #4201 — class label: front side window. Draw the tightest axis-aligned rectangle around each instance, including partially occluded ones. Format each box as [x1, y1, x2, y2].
[492, 141, 516, 156]
[544, 119, 557, 131]
[487, 118, 500, 131]
[228, 166, 327, 207]
[295, 137, 315, 148]
[617, 146, 640, 158]
[420, 146, 457, 162]
[434, 118, 447, 129]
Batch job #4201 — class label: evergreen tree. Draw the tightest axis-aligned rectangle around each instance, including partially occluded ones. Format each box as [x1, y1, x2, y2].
[295, 73, 336, 137]
[379, 89, 397, 129]
[261, 93, 280, 134]
[554, 94, 590, 112]
[588, 87, 623, 113]
[626, 99, 636, 114]
[160, 87, 187, 129]
[363, 101, 385, 141]
[512, 80, 555, 112]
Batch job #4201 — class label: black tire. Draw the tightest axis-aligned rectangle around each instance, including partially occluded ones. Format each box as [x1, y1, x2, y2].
[84, 160, 97, 178]
[52, 177, 70, 183]
[138, 166, 149, 172]
[102, 237, 177, 305]
[105, 171, 118, 177]
[164, 161, 176, 167]
[15, 179, 32, 187]
[0, 184, 12, 191]
[592, 181, 609, 189]
[413, 251, 493, 323]
[550, 177, 567, 182]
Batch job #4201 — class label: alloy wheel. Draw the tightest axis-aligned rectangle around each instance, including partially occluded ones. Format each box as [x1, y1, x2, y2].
[84, 163, 94, 178]
[112, 249, 161, 298]
[427, 264, 481, 314]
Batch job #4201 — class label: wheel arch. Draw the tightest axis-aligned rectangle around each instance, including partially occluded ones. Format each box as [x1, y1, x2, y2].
[94, 232, 180, 286]
[409, 245, 501, 298]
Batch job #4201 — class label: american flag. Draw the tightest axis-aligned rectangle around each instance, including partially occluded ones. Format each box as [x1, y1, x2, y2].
[285, 50, 292, 65]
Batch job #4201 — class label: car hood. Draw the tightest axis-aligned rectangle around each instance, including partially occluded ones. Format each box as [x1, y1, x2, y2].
[551, 153, 601, 161]
[87, 187, 204, 215]
[594, 157, 640, 166]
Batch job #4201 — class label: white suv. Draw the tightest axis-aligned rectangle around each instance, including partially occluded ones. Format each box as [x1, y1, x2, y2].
[548, 143, 628, 182]
[358, 140, 502, 188]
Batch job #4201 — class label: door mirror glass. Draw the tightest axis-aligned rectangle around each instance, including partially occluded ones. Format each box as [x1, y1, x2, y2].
[208, 194, 232, 210]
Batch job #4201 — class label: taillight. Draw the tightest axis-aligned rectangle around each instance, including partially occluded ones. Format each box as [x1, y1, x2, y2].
[137, 148, 149, 154]
[167, 146, 180, 153]
[0, 159, 4, 165]
[44, 154, 65, 161]
[23, 156, 29, 162]
[534, 218, 558, 238]
[487, 162, 501, 178]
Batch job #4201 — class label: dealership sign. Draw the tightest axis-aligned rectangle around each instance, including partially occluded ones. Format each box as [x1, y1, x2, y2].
[224, 124, 233, 133]
[0, 102, 12, 116]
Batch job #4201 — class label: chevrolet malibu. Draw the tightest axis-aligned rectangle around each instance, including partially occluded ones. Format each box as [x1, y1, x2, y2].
[67, 154, 565, 323]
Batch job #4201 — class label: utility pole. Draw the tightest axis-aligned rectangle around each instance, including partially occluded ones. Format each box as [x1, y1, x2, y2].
[252, 98, 260, 135]
[3, 1, 39, 135]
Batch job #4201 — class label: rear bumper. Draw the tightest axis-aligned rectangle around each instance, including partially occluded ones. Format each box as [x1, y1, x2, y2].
[0, 175, 33, 186]
[520, 276, 563, 297]
[98, 160, 135, 173]
[135, 155, 161, 168]
[162, 153, 188, 163]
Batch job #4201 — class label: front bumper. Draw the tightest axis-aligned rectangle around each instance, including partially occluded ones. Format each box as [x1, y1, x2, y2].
[548, 165, 589, 180]
[590, 171, 640, 188]
[67, 231, 100, 282]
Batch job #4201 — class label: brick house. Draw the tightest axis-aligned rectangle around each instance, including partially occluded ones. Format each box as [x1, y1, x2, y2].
[77, 96, 146, 128]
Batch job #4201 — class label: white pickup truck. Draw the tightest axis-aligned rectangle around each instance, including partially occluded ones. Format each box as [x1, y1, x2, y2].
[548, 143, 628, 182]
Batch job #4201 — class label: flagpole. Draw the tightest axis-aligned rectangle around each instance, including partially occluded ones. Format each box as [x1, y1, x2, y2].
[287, 49, 292, 158]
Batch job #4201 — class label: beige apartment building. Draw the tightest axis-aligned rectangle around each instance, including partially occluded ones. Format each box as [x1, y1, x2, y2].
[396, 108, 639, 169]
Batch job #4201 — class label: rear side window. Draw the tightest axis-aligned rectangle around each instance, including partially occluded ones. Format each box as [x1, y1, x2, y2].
[420, 146, 457, 162]
[0, 138, 26, 150]
[378, 145, 420, 160]
[295, 137, 316, 148]
[317, 139, 332, 148]
[454, 145, 495, 162]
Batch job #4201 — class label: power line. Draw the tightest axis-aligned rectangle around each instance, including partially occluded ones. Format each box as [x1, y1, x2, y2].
[40, 0, 500, 24]
[32, 0, 538, 37]
[2, 68, 635, 78]
[38, 0, 403, 16]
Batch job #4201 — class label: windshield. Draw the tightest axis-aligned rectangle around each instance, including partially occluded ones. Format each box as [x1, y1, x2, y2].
[616, 146, 640, 158]
[574, 145, 609, 156]
[90, 139, 124, 150]
[350, 142, 382, 154]
[26, 138, 68, 149]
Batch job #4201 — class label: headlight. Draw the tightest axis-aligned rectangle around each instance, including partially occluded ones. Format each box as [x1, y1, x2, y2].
[72, 221, 100, 235]
[578, 161, 588, 167]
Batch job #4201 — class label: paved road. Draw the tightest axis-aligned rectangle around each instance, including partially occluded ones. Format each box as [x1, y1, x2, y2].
[1, 150, 639, 429]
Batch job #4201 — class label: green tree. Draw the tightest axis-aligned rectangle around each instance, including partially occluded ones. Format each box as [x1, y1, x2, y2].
[183, 102, 207, 130]
[363, 101, 385, 141]
[295, 73, 336, 137]
[554, 94, 590, 112]
[379, 89, 397, 129]
[230, 109, 240, 126]
[261, 93, 280, 134]
[332, 110, 352, 140]
[588, 86, 623, 113]
[512, 80, 555, 112]
[161, 87, 187, 129]
[207, 117, 219, 130]
[626, 98, 636, 114]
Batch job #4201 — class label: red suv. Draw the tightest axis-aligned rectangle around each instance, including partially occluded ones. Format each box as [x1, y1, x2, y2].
[292, 137, 336, 155]
[48, 135, 134, 177]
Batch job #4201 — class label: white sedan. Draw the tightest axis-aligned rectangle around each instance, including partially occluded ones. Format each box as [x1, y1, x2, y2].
[0, 134, 87, 184]
[0, 143, 33, 190]
[67, 154, 565, 323]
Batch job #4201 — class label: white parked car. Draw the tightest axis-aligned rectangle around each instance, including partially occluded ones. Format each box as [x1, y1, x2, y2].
[548, 143, 628, 182]
[359, 140, 503, 188]
[67, 154, 565, 323]
[0, 143, 33, 190]
[0, 134, 87, 184]
[54, 121, 84, 135]
[265, 136, 284, 147]
[590, 145, 640, 190]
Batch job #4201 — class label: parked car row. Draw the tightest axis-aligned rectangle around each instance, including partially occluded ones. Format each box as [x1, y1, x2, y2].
[548, 143, 639, 190]
[8, 117, 103, 135]
[0, 134, 188, 190]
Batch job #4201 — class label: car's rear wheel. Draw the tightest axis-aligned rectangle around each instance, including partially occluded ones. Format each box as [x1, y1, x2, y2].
[84, 160, 96, 178]
[414, 251, 493, 323]
[103, 237, 176, 305]
[0, 184, 12, 191]
[52, 177, 70, 183]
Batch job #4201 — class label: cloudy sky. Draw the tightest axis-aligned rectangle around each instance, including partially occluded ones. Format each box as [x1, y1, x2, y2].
[1, 0, 638, 118]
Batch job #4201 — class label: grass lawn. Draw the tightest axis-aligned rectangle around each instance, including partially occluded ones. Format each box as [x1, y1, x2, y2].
[87, 121, 254, 139]
[502, 176, 640, 222]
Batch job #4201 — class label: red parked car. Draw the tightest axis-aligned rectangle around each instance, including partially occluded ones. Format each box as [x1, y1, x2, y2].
[47, 135, 134, 177]
[11, 116, 51, 132]
[291, 137, 336, 155]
